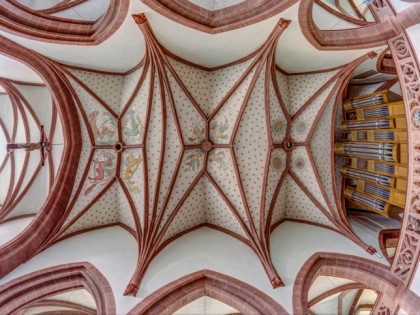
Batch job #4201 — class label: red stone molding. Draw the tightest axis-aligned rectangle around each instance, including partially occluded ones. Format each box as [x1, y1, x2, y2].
[0, 262, 115, 315]
[28, 299, 96, 315]
[0, 37, 82, 278]
[38, 0, 89, 15]
[141, 0, 298, 34]
[128, 270, 289, 315]
[378, 228, 401, 263]
[293, 252, 420, 314]
[377, 48, 397, 74]
[375, 78, 400, 91]
[299, 0, 420, 50]
[314, 0, 374, 26]
[40, 13, 385, 295]
[119, 13, 293, 296]
[388, 29, 420, 287]
[0, 0, 129, 45]
[364, 0, 420, 292]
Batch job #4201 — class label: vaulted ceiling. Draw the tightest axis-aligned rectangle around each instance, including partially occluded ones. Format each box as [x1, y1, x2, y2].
[1, 0, 412, 302]
[16, 13, 384, 294]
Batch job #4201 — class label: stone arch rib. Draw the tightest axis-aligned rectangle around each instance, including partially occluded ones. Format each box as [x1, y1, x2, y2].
[293, 252, 420, 315]
[0, 0, 129, 45]
[0, 262, 116, 315]
[298, 0, 420, 50]
[0, 36, 82, 278]
[128, 269, 289, 315]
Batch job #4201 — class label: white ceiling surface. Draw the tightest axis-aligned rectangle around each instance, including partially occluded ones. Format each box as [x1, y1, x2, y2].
[188, 0, 245, 11]
[52, 0, 111, 21]
[0, 217, 34, 246]
[407, 24, 420, 63]
[16, 0, 63, 10]
[48, 289, 97, 309]
[388, 0, 416, 13]
[0, 2, 383, 74]
[173, 296, 239, 315]
[0, 55, 44, 84]
[308, 276, 355, 301]
[357, 289, 378, 306]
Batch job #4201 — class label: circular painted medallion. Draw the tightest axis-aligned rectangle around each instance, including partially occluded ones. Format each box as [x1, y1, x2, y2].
[293, 120, 307, 134]
[270, 155, 283, 171]
[293, 155, 307, 171]
[271, 119, 285, 135]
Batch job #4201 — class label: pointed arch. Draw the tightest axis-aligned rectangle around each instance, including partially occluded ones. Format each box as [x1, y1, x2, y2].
[0, 37, 82, 278]
[128, 269, 288, 315]
[0, 262, 116, 314]
[0, 0, 129, 45]
[293, 252, 420, 315]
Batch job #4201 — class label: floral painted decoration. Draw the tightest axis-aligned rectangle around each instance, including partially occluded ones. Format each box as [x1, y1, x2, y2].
[123, 152, 142, 193]
[84, 152, 116, 196]
[188, 123, 205, 144]
[210, 118, 229, 142]
[185, 150, 203, 171]
[123, 108, 144, 144]
[209, 150, 227, 171]
[89, 110, 117, 145]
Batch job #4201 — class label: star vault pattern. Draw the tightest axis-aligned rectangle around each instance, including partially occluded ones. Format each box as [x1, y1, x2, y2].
[37, 14, 378, 295]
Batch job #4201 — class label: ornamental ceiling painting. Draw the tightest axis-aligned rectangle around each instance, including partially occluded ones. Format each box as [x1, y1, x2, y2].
[23, 14, 382, 295]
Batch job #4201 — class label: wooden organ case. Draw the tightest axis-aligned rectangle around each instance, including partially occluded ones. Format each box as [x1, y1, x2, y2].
[335, 90, 407, 218]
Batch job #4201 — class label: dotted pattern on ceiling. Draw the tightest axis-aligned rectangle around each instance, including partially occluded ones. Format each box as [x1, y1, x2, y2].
[202, 175, 248, 239]
[120, 67, 143, 111]
[270, 177, 288, 226]
[291, 146, 333, 216]
[269, 79, 287, 144]
[67, 68, 124, 114]
[48, 19, 372, 293]
[167, 57, 254, 117]
[158, 149, 204, 229]
[144, 74, 165, 214]
[275, 71, 290, 109]
[286, 70, 340, 116]
[68, 101, 95, 202]
[284, 175, 335, 227]
[309, 91, 341, 216]
[66, 76, 118, 146]
[57, 43, 346, 241]
[121, 67, 150, 145]
[210, 67, 257, 144]
[117, 179, 137, 232]
[234, 68, 269, 234]
[291, 82, 337, 142]
[61, 182, 119, 237]
[161, 176, 206, 243]
[165, 68, 206, 145]
[206, 148, 249, 227]
[263, 148, 286, 224]
[63, 149, 117, 225]
[120, 149, 145, 228]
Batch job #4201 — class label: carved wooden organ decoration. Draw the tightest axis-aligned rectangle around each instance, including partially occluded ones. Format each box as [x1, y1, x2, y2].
[335, 90, 408, 218]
